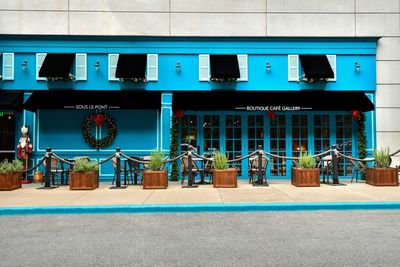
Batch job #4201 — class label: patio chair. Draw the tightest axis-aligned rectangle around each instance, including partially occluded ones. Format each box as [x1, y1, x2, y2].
[350, 159, 366, 183]
[111, 157, 132, 185]
[317, 155, 333, 184]
[180, 155, 205, 185]
[43, 157, 65, 186]
[127, 156, 145, 185]
[204, 160, 214, 184]
[248, 156, 269, 184]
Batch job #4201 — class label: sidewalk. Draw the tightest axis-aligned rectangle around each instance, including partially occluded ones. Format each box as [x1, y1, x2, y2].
[1, 180, 400, 208]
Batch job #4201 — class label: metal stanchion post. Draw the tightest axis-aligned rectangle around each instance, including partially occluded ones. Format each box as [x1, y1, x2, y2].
[253, 145, 268, 187]
[331, 145, 340, 185]
[110, 147, 127, 189]
[37, 147, 57, 189]
[182, 146, 198, 188]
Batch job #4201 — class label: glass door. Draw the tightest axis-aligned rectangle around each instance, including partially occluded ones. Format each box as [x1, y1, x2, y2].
[270, 115, 287, 177]
[225, 115, 242, 175]
[336, 114, 353, 176]
[0, 113, 16, 162]
[203, 115, 220, 155]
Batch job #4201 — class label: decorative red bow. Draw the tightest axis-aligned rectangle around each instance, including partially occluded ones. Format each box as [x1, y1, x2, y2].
[351, 110, 361, 120]
[93, 114, 104, 128]
[268, 110, 276, 120]
[175, 110, 184, 119]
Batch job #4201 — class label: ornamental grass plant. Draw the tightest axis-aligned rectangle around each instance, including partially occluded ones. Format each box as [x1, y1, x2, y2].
[0, 159, 23, 174]
[73, 157, 99, 172]
[148, 150, 165, 171]
[213, 151, 229, 170]
[373, 147, 391, 168]
[298, 151, 316, 169]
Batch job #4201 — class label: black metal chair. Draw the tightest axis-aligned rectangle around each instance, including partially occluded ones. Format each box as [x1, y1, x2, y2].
[318, 155, 333, 183]
[350, 159, 366, 183]
[43, 157, 65, 186]
[248, 156, 269, 184]
[204, 160, 214, 184]
[180, 155, 204, 185]
[127, 156, 144, 185]
[111, 157, 132, 185]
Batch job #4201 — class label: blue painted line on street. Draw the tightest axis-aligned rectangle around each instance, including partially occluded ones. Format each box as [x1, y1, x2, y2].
[1, 202, 400, 216]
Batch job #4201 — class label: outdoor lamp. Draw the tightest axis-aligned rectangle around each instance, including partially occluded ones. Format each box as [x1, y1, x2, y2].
[21, 59, 28, 70]
[176, 61, 181, 73]
[266, 62, 271, 72]
[94, 60, 100, 71]
[355, 61, 361, 72]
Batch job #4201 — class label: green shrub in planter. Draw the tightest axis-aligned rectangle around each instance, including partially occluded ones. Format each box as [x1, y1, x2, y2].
[298, 151, 316, 169]
[214, 151, 228, 170]
[148, 150, 165, 171]
[373, 147, 391, 168]
[0, 159, 23, 174]
[73, 158, 99, 172]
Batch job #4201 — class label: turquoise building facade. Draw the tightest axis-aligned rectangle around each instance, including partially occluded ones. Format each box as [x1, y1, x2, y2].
[0, 35, 377, 180]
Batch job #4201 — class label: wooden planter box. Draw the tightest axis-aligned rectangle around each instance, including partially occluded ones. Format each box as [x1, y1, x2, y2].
[70, 171, 99, 190]
[0, 172, 22, 191]
[366, 167, 399, 186]
[143, 170, 168, 189]
[213, 168, 237, 188]
[291, 168, 320, 187]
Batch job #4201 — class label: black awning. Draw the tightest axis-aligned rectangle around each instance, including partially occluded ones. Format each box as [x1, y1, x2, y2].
[210, 55, 240, 79]
[23, 90, 161, 112]
[39, 53, 75, 78]
[0, 90, 23, 111]
[115, 54, 147, 79]
[172, 91, 374, 112]
[299, 55, 334, 79]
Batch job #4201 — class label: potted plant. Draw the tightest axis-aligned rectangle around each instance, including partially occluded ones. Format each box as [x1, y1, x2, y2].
[366, 148, 398, 186]
[213, 151, 237, 188]
[291, 151, 320, 187]
[69, 157, 99, 190]
[143, 150, 168, 189]
[0, 159, 23, 191]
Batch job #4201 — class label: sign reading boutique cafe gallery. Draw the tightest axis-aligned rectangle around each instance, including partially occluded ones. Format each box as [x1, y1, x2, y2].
[235, 106, 311, 112]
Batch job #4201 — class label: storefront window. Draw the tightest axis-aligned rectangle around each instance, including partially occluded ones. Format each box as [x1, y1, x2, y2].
[203, 115, 220, 154]
[336, 115, 353, 176]
[226, 115, 242, 175]
[314, 115, 330, 154]
[180, 115, 197, 149]
[247, 115, 264, 153]
[292, 115, 308, 157]
[270, 115, 286, 176]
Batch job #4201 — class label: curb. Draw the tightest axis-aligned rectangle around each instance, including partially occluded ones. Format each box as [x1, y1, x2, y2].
[1, 202, 400, 216]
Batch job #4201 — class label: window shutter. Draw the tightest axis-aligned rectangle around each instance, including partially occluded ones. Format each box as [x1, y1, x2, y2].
[108, 54, 119, 81]
[237, 54, 248, 81]
[326, 55, 336, 81]
[36, 53, 47, 80]
[199, 54, 210, 81]
[288, 55, 299, 81]
[2, 53, 14, 80]
[75, 53, 87, 81]
[147, 54, 158, 81]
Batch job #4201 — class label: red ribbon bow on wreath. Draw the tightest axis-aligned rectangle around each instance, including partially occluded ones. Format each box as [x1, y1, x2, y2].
[93, 114, 104, 128]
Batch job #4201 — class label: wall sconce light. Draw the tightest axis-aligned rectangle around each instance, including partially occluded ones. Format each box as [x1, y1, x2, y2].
[176, 61, 181, 73]
[21, 59, 28, 70]
[94, 60, 100, 71]
[355, 61, 361, 72]
[266, 62, 271, 72]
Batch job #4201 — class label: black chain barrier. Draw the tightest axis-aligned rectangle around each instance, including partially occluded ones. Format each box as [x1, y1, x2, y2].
[22, 157, 45, 173]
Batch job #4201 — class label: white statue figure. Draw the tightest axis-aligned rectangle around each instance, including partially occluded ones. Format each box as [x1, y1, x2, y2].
[17, 125, 33, 160]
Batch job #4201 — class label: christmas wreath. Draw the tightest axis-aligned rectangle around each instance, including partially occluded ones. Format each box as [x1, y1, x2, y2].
[82, 113, 117, 149]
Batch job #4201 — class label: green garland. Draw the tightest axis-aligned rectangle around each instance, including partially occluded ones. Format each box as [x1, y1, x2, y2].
[357, 112, 367, 179]
[82, 113, 117, 150]
[170, 113, 179, 181]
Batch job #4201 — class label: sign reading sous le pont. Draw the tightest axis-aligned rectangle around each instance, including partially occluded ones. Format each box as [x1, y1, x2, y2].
[63, 105, 120, 110]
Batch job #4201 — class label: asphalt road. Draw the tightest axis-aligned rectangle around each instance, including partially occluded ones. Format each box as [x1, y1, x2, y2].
[1, 210, 400, 266]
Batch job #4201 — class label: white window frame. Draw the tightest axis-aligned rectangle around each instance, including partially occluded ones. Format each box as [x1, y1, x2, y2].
[288, 55, 299, 82]
[75, 53, 87, 81]
[326, 55, 337, 82]
[108, 54, 119, 81]
[2, 53, 14, 80]
[237, 54, 248, 82]
[199, 54, 210, 81]
[36, 53, 47, 80]
[146, 54, 158, 81]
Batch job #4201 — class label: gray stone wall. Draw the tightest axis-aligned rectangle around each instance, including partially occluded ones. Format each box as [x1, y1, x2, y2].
[0, 0, 399, 164]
